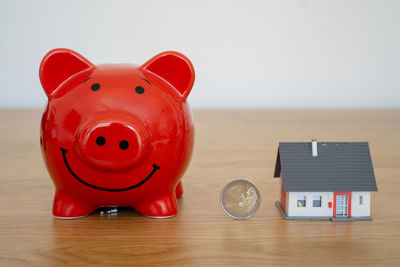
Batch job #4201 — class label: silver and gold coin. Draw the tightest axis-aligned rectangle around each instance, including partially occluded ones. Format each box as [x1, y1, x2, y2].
[220, 179, 261, 219]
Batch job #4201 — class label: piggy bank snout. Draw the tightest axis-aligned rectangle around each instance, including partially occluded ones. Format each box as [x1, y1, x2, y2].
[77, 121, 149, 171]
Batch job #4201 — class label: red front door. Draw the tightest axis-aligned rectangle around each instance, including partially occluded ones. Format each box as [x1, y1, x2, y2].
[333, 192, 352, 218]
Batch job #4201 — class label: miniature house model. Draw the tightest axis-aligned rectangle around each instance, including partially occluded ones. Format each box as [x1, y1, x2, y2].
[274, 140, 378, 221]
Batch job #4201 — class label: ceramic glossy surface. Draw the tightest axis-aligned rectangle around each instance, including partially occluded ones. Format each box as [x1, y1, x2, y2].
[39, 48, 195, 219]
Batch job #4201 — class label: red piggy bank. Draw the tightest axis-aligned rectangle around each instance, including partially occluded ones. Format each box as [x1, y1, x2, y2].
[39, 48, 195, 219]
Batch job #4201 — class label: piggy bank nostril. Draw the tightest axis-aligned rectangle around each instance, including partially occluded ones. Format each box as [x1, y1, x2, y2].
[119, 140, 129, 150]
[96, 136, 106, 146]
[78, 121, 148, 170]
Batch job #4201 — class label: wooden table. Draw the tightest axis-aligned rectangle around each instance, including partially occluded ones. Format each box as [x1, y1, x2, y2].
[1, 109, 399, 266]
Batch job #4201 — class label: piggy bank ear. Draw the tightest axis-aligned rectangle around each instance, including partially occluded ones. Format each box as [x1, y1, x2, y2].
[141, 51, 195, 100]
[39, 48, 95, 97]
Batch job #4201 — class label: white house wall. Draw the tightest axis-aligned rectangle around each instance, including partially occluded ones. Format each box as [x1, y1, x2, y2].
[351, 192, 370, 217]
[287, 192, 333, 217]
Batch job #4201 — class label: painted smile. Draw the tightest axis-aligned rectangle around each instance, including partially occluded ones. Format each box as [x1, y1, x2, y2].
[60, 147, 160, 192]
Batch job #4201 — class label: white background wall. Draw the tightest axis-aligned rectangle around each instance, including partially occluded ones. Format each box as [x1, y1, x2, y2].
[0, 0, 399, 109]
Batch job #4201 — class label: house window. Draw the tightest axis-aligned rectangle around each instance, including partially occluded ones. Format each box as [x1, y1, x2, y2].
[359, 196, 363, 205]
[297, 196, 306, 207]
[313, 196, 322, 207]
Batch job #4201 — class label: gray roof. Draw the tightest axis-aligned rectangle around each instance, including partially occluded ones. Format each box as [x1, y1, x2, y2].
[274, 142, 378, 192]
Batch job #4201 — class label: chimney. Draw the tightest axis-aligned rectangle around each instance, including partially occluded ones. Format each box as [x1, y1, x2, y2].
[312, 139, 318, 157]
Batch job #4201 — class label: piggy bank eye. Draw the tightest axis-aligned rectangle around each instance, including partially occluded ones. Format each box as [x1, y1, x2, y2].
[91, 83, 100, 91]
[135, 86, 145, 94]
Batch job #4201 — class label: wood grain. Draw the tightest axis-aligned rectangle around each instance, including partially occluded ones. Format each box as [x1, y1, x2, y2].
[0, 109, 399, 266]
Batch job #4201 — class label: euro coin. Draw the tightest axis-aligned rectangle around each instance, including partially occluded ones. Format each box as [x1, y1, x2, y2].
[220, 179, 261, 219]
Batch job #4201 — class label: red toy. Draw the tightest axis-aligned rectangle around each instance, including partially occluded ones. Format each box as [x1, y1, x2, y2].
[39, 48, 195, 219]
